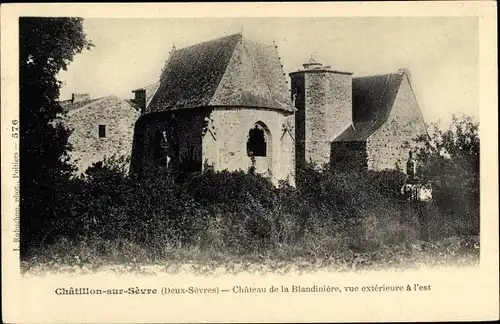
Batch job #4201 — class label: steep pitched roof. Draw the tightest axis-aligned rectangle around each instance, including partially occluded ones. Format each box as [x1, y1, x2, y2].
[146, 33, 294, 114]
[334, 71, 405, 142]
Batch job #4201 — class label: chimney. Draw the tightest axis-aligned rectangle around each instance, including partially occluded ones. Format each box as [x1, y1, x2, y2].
[132, 89, 146, 114]
[302, 55, 323, 70]
[71, 93, 90, 103]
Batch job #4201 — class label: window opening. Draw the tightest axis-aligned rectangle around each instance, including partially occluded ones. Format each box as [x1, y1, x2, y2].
[98, 125, 106, 138]
[247, 125, 267, 157]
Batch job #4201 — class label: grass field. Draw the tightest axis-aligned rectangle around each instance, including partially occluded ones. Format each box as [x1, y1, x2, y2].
[21, 235, 479, 276]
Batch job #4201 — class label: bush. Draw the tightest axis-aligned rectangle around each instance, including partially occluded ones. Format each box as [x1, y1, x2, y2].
[23, 139, 479, 265]
[295, 165, 419, 252]
[415, 115, 480, 236]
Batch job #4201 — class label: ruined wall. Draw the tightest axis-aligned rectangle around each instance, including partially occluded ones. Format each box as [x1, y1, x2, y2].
[330, 141, 368, 172]
[291, 70, 352, 169]
[133, 115, 168, 172]
[174, 111, 205, 172]
[134, 107, 294, 182]
[62, 95, 140, 174]
[134, 110, 205, 173]
[366, 75, 427, 172]
[204, 107, 295, 184]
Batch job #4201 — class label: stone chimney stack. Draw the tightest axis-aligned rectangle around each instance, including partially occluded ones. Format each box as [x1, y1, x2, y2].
[132, 89, 146, 114]
[71, 93, 90, 103]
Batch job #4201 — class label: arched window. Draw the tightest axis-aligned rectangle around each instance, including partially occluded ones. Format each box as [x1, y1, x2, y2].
[247, 124, 267, 157]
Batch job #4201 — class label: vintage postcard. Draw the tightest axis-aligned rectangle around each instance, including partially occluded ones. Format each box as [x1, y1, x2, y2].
[1, 2, 498, 323]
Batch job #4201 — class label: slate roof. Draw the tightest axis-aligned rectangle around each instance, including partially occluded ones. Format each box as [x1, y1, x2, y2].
[334, 71, 405, 142]
[146, 33, 294, 114]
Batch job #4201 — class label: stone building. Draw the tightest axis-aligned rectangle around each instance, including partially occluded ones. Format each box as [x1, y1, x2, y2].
[59, 93, 140, 174]
[130, 33, 296, 184]
[127, 32, 428, 184]
[290, 60, 428, 173]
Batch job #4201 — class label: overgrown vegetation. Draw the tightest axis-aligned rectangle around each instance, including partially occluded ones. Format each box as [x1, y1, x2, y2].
[415, 115, 480, 236]
[21, 121, 480, 271]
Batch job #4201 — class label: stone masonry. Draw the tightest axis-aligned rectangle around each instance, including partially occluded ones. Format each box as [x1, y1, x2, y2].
[290, 59, 353, 169]
[365, 74, 427, 171]
[205, 108, 295, 183]
[60, 95, 140, 174]
[127, 33, 428, 185]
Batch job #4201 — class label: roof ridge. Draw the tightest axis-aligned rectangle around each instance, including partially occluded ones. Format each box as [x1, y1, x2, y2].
[148, 32, 292, 113]
[173, 33, 242, 52]
[63, 95, 114, 113]
[354, 71, 403, 79]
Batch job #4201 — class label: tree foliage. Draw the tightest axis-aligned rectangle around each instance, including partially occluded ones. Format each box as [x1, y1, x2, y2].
[19, 18, 93, 251]
[415, 115, 480, 235]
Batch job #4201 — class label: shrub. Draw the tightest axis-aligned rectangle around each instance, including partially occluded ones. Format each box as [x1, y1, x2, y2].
[415, 115, 480, 236]
[23, 135, 479, 265]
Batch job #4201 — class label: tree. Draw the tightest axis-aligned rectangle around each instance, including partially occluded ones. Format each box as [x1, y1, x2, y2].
[19, 18, 93, 252]
[415, 114, 480, 236]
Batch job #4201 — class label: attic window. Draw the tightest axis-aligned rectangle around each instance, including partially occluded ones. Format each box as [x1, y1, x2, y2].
[247, 125, 267, 157]
[98, 125, 106, 138]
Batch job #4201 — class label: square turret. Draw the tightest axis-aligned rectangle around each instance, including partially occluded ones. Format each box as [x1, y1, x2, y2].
[290, 58, 353, 169]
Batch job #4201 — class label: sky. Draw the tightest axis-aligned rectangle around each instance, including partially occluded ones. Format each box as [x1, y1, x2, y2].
[58, 17, 478, 125]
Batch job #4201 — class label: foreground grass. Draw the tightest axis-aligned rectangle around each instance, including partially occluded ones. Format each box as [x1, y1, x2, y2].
[21, 235, 479, 276]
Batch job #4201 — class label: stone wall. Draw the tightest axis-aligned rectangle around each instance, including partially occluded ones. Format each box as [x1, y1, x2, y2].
[174, 111, 205, 172]
[291, 69, 352, 168]
[133, 114, 168, 172]
[330, 141, 368, 172]
[366, 75, 427, 172]
[290, 73, 306, 170]
[204, 107, 295, 184]
[61, 95, 140, 174]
